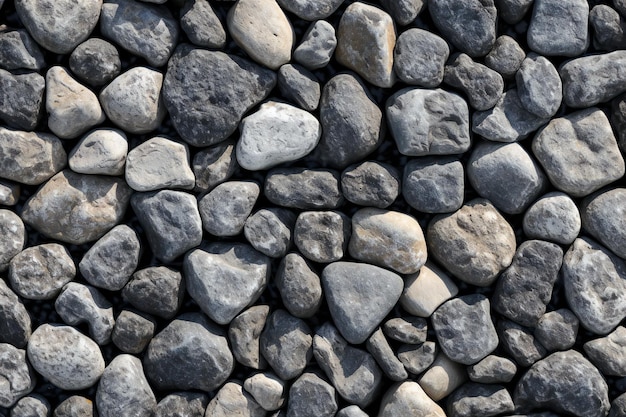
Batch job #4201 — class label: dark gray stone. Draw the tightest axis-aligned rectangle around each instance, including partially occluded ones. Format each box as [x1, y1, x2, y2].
[11, 395, 50, 417]
[243, 372, 285, 411]
[228, 305, 270, 369]
[341, 161, 400, 209]
[276, 253, 322, 319]
[517, 53, 562, 118]
[444, 53, 504, 111]
[0, 343, 35, 408]
[496, 0, 534, 24]
[205, 381, 265, 417]
[394, 28, 449, 87]
[485, 35, 525, 78]
[534, 309, 579, 352]
[468, 355, 517, 383]
[163, 44, 276, 147]
[322, 261, 403, 344]
[0, 29, 45, 71]
[155, 392, 208, 417]
[286, 372, 337, 417]
[69, 38, 121, 87]
[131, 190, 202, 262]
[0, 70, 44, 130]
[581, 188, 626, 259]
[397, 341, 437, 375]
[265, 167, 343, 209]
[584, 326, 626, 376]
[144, 312, 234, 392]
[198, 181, 260, 237]
[0, 280, 31, 348]
[180, 0, 226, 48]
[492, 240, 563, 327]
[276, 0, 343, 20]
[514, 350, 609, 417]
[383, 317, 427, 345]
[122, 266, 184, 320]
[294, 211, 351, 263]
[523, 192, 581, 245]
[53, 396, 95, 417]
[366, 328, 408, 381]
[244, 208, 295, 258]
[527, 0, 589, 56]
[192, 139, 237, 193]
[403, 157, 464, 213]
[278, 64, 321, 112]
[293, 20, 336, 70]
[498, 319, 547, 367]
[590, 5, 626, 50]
[380, 0, 426, 25]
[111, 310, 155, 354]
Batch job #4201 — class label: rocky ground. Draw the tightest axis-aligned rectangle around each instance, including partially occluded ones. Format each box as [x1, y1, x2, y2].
[1, 0, 626, 416]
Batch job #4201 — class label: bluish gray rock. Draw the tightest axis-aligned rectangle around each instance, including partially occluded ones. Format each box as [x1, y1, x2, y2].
[293, 20, 336, 70]
[286, 372, 337, 417]
[244, 208, 295, 259]
[122, 266, 184, 320]
[516, 53, 563, 118]
[444, 53, 504, 111]
[581, 188, 626, 259]
[485, 35, 526, 78]
[180, 0, 226, 48]
[0, 280, 31, 348]
[198, 181, 260, 237]
[523, 192, 581, 245]
[294, 211, 351, 263]
[534, 309, 579, 352]
[0, 70, 44, 130]
[394, 28, 449, 87]
[527, 0, 589, 56]
[0, 343, 35, 408]
[403, 157, 464, 213]
[0, 29, 45, 71]
[276, 253, 322, 319]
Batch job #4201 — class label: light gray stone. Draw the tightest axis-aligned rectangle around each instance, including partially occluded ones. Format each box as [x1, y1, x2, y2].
[0, 29, 45, 71]
[401, 262, 458, 317]
[277, 64, 321, 112]
[206, 382, 265, 417]
[379, 381, 446, 417]
[403, 157, 464, 213]
[584, 326, 626, 376]
[11, 394, 50, 417]
[0, 280, 31, 348]
[0, 209, 26, 273]
[498, 319, 547, 367]
[336, 405, 368, 417]
[0, 180, 19, 206]
[535, 309, 579, 352]
[244, 208, 295, 258]
[523, 192, 581, 245]
[155, 393, 208, 417]
[69, 129, 128, 176]
[380, 0, 425, 25]
[0, 70, 44, 130]
[383, 317, 427, 344]
[286, 372, 337, 417]
[517, 53, 562, 118]
[447, 383, 515, 417]
[69, 38, 121, 87]
[53, 396, 96, 417]
[394, 28, 449, 87]
[198, 181, 260, 236]
[468, 355, 517, 384]
[366, 328, 408, 381]
[341, 161, 400, 209]
[180, 0, 226, 48]
[527, 0, 589, 56]
[293, 20, 336, 70]
[265, 167, 343, 209]
[397, 341, 437, 375]
[277, 0, 343, 20]
[444, 53, 504, 111]
[122, 266, 184, 320]
[229, 305, 270, 369]
[294, 211, 351, 263]
[485, 35, 525, 78]
[581, 188, 626, 259]
[276, 252, 322, 319]
[0, 344, 35, 408]
[244, 372, 286, 411]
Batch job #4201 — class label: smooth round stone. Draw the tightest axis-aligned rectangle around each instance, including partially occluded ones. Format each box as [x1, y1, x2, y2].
[69, 129, 128, 176]
[243, 372, 286, 411]
[0, 343, 36, 408]
[293, 20, 337, 70]
[380, 0, 425, 25]
[276, 0, 343, 20]
[111, 310, 155, 354]
[0, 209, 26, 272]
[198, 181, 260, 237]
[523, 192, 581, 245]
[379, 382, 446, 417]
[417, 353, 467, 401]
[394, 28, 449, 87]
[69, 38, 121, 87]
[401, 262, 459, 317]
[27, 324, 104, 390]
[0, 180, 20, 206]
[468, 355, 518, 384]
[236, 101, 321, 171]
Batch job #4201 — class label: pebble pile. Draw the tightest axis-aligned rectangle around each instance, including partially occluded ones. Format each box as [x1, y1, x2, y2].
[1, 0, 626, 416]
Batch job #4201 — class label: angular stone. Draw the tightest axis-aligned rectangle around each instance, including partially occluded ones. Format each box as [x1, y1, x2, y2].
[0, 180, 19, 206]
[192, 140, 237, 193]
[429, 0, 497, 57]
[444, 53, 504, 111]
[100, 0, 179, 67]
[15, 0, 101, 54]
[45, 66, 105, 139]
[584, 326, 626, 376]
[265, 167, 343, 209]
[206, 382, 265, 417]
[315, 73, 383, 168]
[516, 53, 563, 118]
[527, 0, 589, 57]
[277, 64, 321, 112]
[0, 209, 26, 273]
[96, 354, 156, 417]
[244, 372, 285, 411]
[397, 341, 437, 375]
[523, 192, 581, 245]
[0, 29, 45, 71]
[492, 240, 563, 327]
[22, 170, 132, 245]
[403, 157, 464, 213]
[100, 67, 167, 134]
[581, 188, 626, 259]
[286, 372, 337, 417]
[610, 393, 626, 417]
[244, 208, 295, 258]
[515, 350, 609, 417]
[485, 35, 525, 78]
[417, 353, 467, 401]
[11, 394, 50, 417]
[394, 28, 449, 87]
[447, 383, 515, 417]
[276, 253, 322, 319]
[387, 87, 470, 156]
[163, 44, 276, 146]
[27, 324, 104, 390]
[55, 283, 114, 345]
[294, 211, 350, 263]
[227, 0, 294, 70]
[131, 190, 202, 262]
[366, 328, 408, 381]
[534, 309, 579, 352]
[590, 5, 626, 51]
[401, 262, 458, 317]
[0, 70, 44, 130]
[122, 266, 184, 320]
[144, 312, 234, 392]
[155, 393, 208, 417]
[383, 317, 427, 345]
[180, 0, 226, 49]
[229, 305, 270, 369]
[379, 382, 446, 417]
[69, 129, 128, 176]
[322, 262, 403, 344]
[0, 280, 31, 348]
[54, 396, 97, 417]
[184, 243, 270, 325]
[293, 20, 336, 70]
[276, 0, 343, 20]
[313, 323, 383, 408]
[111, 310, 155, 354]
[336, 2, 396, 88]
[468, 355, 517, 384]
[496, 0, 534, 24]
[341, 161, 400, 209]
[336, 405, 368, 417]
[498, 319, 547, 367]
[427, 199, 516, 286]
[69, 38, 121, 87]
[237, 101, 321, 170]
[0, 343, 35, 408]
[532, 108, 625, 197]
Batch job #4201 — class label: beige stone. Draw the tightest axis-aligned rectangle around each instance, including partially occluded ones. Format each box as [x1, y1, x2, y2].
[401, 262, 459, 317]
[417, 353, 467, 401]
[378, 382, 446, 417]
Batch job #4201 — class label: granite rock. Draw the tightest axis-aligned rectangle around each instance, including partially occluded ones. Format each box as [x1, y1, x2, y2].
[294, 211, 351, 263]
[468, 355, 517, 384]
[444, 53, 504, 111]
[394, 28, 448, 87]
[584, 326, 626, 376]
[265, 167, 343, 209]
[122, 266, 185, 320]
[111, 310, 155, 354]
[341, 161, 400, 209]
[485, 35, 526, 78]
[403, 157, 464, 213]
[229, 305, 270, 369]
[498, 319, 547, 367]
[534, 309, 579, 352]
[244, 208, 295, 258]
[69, 38, 121, 87]
[0, 70, 44, 130]
[581, 187, 626, 259]
[286, 372, 337, 417]
[0, 343, 35, 408]
[527, 0, 589, 56]
[180, 0, 226, 48]
[516, 53, 563, 118]
[523, 192, 581, 245]
[275, 253, 322, 319]
[277, 64, 321, 112]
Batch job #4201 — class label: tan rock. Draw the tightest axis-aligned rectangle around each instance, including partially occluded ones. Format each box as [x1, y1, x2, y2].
[417, 353, 467, 401]
[401, 262, 459, 317]
[378, 382, 446, 417]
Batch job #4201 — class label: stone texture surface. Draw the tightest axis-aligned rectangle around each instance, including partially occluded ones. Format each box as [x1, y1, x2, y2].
[378, 382, 446, 417]
[444, 53, 504, 111]
[581, 188, 626, 259]
[244, 372, 285, 411]
[527, 0, 589, 56]
[293, 20, 337, 70]
[69, 38, 120, 87]
[0, 209, 26, 273]
[535, 309, 579, 352]
[294, 210, 350, 263]
[229, 305, 270, 369]
[523, 192, 581, 245]
[516, 53, 563, 118]
[277, 64, 321, 112]
[0, 29, 45, 71]
[468, 355, 517, 384]
[68, 129, 128, 176]
[277, 0, 343, 20]
[0, 280, 31, 348]
[0, 343, 35, 408]
[286, 372, 337, 417]
[584, 326, 626, 376]
[198, 181, 259, 236]
[244, 208, 295, 259]
[205, 381, 265, 417]
[180, 0, 226, 49]
[485, 35, 525, 78]
[417, 353, 467, 401]
[122, 266, 184, 320]
[341, 161, 400, 209]
[265, 167, 343, 209]
[447, 383, 515, 417]
[0, 69, 44, 131]
[394, 28, 448, 87]
[276, 253, 322, 318]
[401, 262, 458, 317]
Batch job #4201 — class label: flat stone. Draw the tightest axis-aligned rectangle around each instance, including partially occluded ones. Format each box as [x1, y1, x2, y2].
[366, 328, 408, 381]
[336, 2, 396, 88]
[198, 181, 260, 236]
[468, 355, 518, 384]
[55, 283, 115, 345]
[444, 53, 504, 111]
[316, 73, 384, 168]
[496, 0, 534, 24]
[122, 266, 185, 320]
[532, 107, 625, 197]
[11, 395, 50, 417]
[0, 343, 35, 408]
[0, 209, 26, 273]
[206, 382, 265, 417]
[144, 312, 234, 392]
[485, 35, 525, 78]
[397, 341, 437, 375]
[293, 20, 336, 70]
[584, 326, 626, 376]
[244, 208, 295, 258]
[229, 305, 270, 369]
[427, 199, 516, 286]
[79, 225, 140, 291]
[131, 190, 202, 262]
[265, 167, 343, 209]
[403, 157, 464, 213]
[294, 211, 351, 263]
[68, 129, 128, 176]
[432, 295, 499, 365]
[590, 5, 626, 50]
[447, 383, 515, 417]
[237, 101, 321, 170]
[534, 309, 579, 351]
[27, 324, 104, 390]
[387, 87, 470, 156]
[100, 0, 179, 67]
[313, 323, 383, 408]
[0, 280, 31, 348]
[286, 372, 337, 417]
[22, 170, 132, 245]
[192, 140, 237, 193]
[155, 393, 208, 417]
[9, 243, 75, 300]
[516, 53, 563, 118]
[582, 188, 626, 259]
[492, 240, 563, 327]
[341, 161, 400, 209]
[429, 0, 497, 57]
[276, 253, 322, 318]
[561, 51, 626, 108]
[184, 243, 270, 325]
[0, 180, 19, 206]
[180, 0, 226, 48]
[244, 372, 285, 411]
[498, 319, 547, 367]
[401, 262, 458, 317]
[523, 192, 581, 245]
[54, 396, 96, 417]
[260, 310, 312, 380]
[0, 29, 45, 71]
[0, 70, 44, 130]
[472, 89, 549, 142]
[45, 66, 105, 139]
[227, 0, 294, 70]
[96, 354, 156, 417]
[394, 28, 449, 87]
[383, 317, 427, 345]
[277, 64, 321, 112]
[416, 353, 467, 401]
[527, 0, 589, 56]
[379, 382, 446, 417]
[163, 44, 276, 147]
[111, 310, 155, 354]
[15, 0, 101, 54]
[514, 350, 609, 417]
[69, 38, 121, 87]
[100, 67, 167, 134]
[277, 0, 343, 20]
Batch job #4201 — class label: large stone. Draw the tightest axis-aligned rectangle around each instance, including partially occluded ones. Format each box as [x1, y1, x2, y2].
[286, 372, 337, 417]
[0, 343, 35, 408]
[265, 167, 343, 209]
[378, 382, 446, 417]
[514, 350, 609, 417]
[0, 29, 45, 71]
[68, 129, 128, 176]
[581, 188, 626, 259]
[532, 108, 625, 197]
[180, 0, 226, 49]
[0, 70, 44, 130]
[401, 262, 459, 317]
[15, 0, 101, 54]
[584, 326, 626, 376]
[11, 394, 50, 417]
[427, 199, 516, 286]
[69, 38, 121, 87]
[276, 0, 343, 20]
[516, 53, 563, 118]
[22, 170, 132, 245]
[387, 88, 470, 156]
[0, 280, 31, 348]
[394, 28, 448, 87]
[527, 0, 589, 56]
[523, 192, 581, 245]
[403, 157, 464, 213]
[380, 0, 426, 25]
[163, 44, 276, 147]
[444, 53, 504, 111]
[496, 0, 534, 24]
[590, 5, 626, 50]
[336, 2, 396, 88]
[0, 209, 26, 273]
[122, 266, 184, 320]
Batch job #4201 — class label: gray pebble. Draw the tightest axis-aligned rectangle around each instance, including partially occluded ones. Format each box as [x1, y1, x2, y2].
[229, 305, 270, 369]
[277, 64, 321, 112]
[69, 38, 121, 87]
[496, 0, 534, 24]
[53, 396, 95, 417]
[498, 319, 547, 367]
[380, 0, 425, 25]
[400, 262, 459, 318]
[0, 29, 45, 71]
[444, 53, 504, 111]
[468, 355, 517, 384]
[144, 312, 233, 392]
[0, 280, 31, 348]
[244, 208, 295, 258]
[581, 188, 626, 259]
[180, 0, 226, 48]
[131, 190, 202, 262]
[11, 395, 50, 417]
[523, 192, 581, 245]
[286, 372, 337, 417]
[403, 157, 464, 214]
[275, 252, 322, 319]
[192, 140, 237, 193]
[243, 372, 285, 411]
[379, 381, 446, 417]
[68, 129, 128, 176]
[0, 209, 26, 272]
[294, 211, 350, 263]
[0, 180, 19, 206]
[0, 343, 35, 408]
[516, 53, 562, 118]
[205, 381, 265, 417]
[277, 0, 343, 20]
[527, 0, 589, 56]
[397, 341, 437, 374]
[122, 266, 185, 320]
[100, 0, 179, 67]
[261, 310, 312, 380]
[198, 180, 259, 236]
[448, 383, 514, 417]
[0, 70, 44, 130]
[155, 392, 208, 417]
[366, 328, 408, 381]
[535, 309, 579, 352]
[394, 28, 449, 87]
[584, 326, 626, 376]
[590, 5, 626, 51]
[341, 161, 400, 209]
[383, 317, 427, 345]
[265, 167, 343, 210]
[111, 310, 155, 354]
[485, 35, 525, 78]
[336, 405, 368, 417]
[293, 20, 336, 70]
